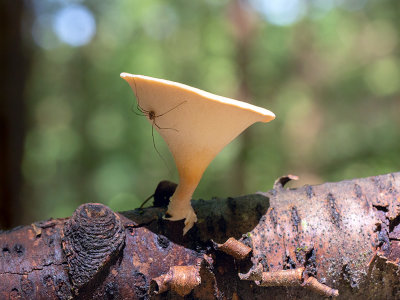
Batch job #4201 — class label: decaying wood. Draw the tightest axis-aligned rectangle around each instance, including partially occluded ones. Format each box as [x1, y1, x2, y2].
[1, 172, 400, 299]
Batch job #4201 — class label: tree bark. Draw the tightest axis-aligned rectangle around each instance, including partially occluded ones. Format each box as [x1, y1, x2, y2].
[1, 172, 399, 299]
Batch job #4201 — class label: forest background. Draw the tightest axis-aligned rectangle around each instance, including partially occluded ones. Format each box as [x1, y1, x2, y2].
[1, 0, 399, 228]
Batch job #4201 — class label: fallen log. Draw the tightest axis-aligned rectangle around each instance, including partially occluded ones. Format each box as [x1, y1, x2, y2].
[1, 172, 399, 299]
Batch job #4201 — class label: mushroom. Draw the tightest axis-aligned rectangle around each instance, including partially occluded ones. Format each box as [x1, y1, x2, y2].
[120, 73, 275, 234]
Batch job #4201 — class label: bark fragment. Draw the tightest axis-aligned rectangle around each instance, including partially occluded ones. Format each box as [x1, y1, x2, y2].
[273, 174, 299, 190]
[303, 276, 339, 297]
[216, 237, 252, 260]
[258, 268, 304, 287]
[150, 265, 201, 296]
[61, 203, 125, 294]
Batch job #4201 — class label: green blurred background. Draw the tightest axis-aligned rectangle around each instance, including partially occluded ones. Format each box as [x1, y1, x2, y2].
[1, 0, 399, 229]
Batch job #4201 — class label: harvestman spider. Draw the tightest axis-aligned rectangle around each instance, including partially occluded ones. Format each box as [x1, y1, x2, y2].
[130, 78, 186, 208]
[131, 78, 187, 167]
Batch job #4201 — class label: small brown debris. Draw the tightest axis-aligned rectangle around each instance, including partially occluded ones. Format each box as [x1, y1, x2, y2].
[273, 175, 299, 190]
[217, 237, 252, 260]
[31, 223, 42, 237]
[258, 267, 304, 287]
[303, 276, 339, 298]
[150, 265, 201, 297]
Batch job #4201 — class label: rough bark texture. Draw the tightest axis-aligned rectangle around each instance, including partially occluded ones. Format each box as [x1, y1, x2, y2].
[1, 172, 400, 299]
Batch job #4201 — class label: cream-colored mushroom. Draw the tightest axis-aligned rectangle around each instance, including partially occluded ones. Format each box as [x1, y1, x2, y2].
[121, 73, 275, 234]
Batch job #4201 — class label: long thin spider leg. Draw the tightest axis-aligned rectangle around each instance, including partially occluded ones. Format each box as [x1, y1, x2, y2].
[129, 78, 149, 116]
[131, 99, 147, 117]
[132, 78, 140, 105]
[153, 121, 179, 132]
[151, 122, 171, 172]
[137, 101, 151, 114]
[133, 111, 147, 117]
[130, 102, 139, 114]
[136, 103, 151, 115]
[132, 77, 151, 114]
[155, 100, 187, 118]
[132, 104, 147, 117]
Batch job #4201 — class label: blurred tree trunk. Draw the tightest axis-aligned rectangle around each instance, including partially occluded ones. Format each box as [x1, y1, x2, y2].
[0, 1, 32, 228]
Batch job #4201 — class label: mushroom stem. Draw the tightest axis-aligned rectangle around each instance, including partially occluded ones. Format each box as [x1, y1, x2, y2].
[164, 173, 201, 234]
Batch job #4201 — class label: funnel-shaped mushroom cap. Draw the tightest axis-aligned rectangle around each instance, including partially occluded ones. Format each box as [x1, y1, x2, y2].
[121, 73, 275, 234]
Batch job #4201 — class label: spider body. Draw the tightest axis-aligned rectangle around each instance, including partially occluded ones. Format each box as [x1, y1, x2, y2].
[148, 110, 156, 121]
[132, 78, 185, 131]
[131, 78, 186, 169]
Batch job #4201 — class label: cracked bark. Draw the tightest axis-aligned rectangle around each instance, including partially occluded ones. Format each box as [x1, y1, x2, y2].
[1, 172, 400, 299]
